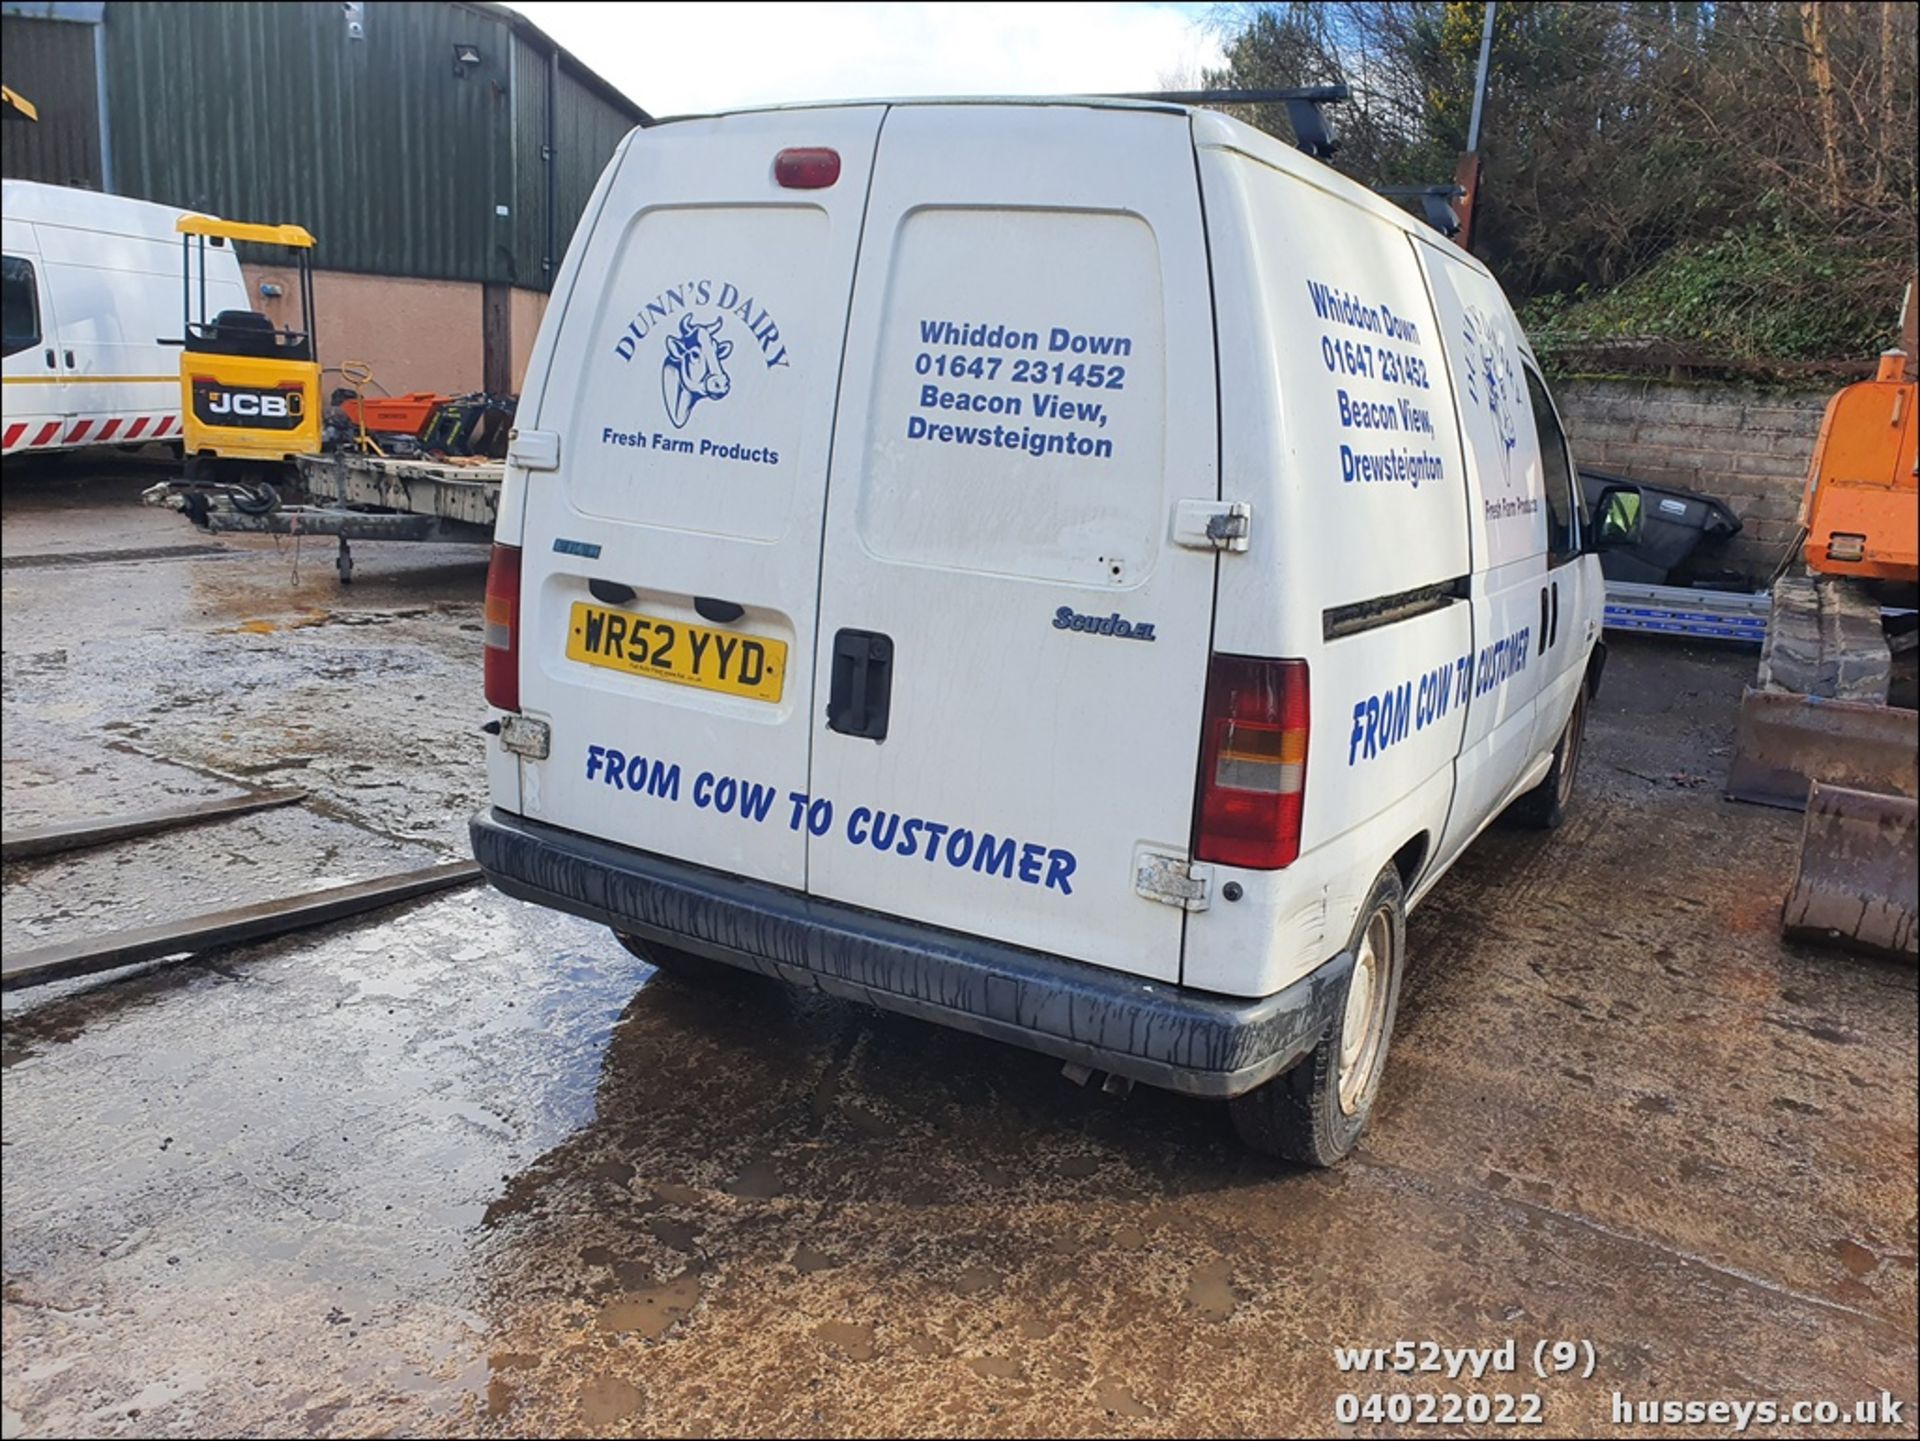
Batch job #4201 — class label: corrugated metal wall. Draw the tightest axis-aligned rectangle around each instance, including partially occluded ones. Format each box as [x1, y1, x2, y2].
[552, 56, 635, 268]
[507, 28, 549, 287]
[505, 36, 639, 286]
[92, 0, 639, 287]
[0, 12, 105, 189]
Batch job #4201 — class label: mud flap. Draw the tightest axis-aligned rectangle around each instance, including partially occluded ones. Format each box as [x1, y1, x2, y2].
[1725, 688, 1919, 810]
[1782, 782, 1920, 961]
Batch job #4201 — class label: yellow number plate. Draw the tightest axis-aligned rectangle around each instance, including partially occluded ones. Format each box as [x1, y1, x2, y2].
[565, 602, 787, 703]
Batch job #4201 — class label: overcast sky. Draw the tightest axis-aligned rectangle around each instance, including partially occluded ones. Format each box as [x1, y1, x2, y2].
[505, 2, 1226, 118]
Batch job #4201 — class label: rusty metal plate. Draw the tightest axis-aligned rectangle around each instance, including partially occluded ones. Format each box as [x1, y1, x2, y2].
[1, 788, 306, 862]
[1782, 782, 1919, 961]
[1725, 688, 1919, 810]
[1, 861, 482, 991]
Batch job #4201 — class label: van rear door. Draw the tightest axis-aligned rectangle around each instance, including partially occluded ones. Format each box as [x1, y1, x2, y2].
[513, 108, 885, 892]
[806, 105, 1219, 982]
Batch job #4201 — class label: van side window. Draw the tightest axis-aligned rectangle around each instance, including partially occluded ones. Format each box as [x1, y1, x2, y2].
[2, 255, 40, 358]
[1524, 365, 1578, 562]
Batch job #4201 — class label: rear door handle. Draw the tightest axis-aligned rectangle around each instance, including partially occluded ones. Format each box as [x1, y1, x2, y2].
[1550, 580, 1560, 648]
[63, 350, 75, 369]
[1539, 587, 1549, 656]
[827, 628, 893, 741]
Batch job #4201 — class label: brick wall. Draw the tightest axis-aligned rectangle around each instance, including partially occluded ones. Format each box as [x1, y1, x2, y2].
[1554, 379, 1829, 579]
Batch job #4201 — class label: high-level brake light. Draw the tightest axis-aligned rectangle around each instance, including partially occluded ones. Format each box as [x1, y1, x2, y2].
[775, 147, 841, 189]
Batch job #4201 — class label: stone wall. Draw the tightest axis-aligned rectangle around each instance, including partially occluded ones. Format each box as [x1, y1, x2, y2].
[1553, 379, 1830, 580]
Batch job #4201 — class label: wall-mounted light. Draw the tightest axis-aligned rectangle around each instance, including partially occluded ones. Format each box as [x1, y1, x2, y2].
[453, 42, 481, 76]
[258, 280, 285, 298]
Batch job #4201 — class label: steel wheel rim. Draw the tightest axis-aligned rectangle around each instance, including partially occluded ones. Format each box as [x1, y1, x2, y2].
[1338, 909, 1393, 1114]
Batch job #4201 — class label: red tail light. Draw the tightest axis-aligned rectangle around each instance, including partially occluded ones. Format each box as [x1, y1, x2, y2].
[774, 147, 840, 189]
[1194, 655, 1310, 869]
[483, 543, 522, 712]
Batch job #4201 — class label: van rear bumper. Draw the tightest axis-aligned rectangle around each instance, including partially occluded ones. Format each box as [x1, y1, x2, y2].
[471, 808, 1349, 1099]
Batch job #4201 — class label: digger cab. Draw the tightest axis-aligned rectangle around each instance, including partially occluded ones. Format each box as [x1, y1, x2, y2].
[1797, 349, 1919, 584]
[176, 215, 320, 467]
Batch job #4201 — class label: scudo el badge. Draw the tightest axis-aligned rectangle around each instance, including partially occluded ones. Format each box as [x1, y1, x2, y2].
[1053, 605, 1156, 642]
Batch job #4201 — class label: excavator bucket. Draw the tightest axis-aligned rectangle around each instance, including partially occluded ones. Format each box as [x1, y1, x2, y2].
[1725, 688, 1919, 810]
[1782, 782, 1919, 961]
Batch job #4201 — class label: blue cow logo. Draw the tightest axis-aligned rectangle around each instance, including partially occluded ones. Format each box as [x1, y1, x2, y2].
[661, 314, 733, 429]
[1460, 305, 1518, 479]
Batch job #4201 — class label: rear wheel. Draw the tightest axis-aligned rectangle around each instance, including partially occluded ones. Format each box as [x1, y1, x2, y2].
[612, 930, 758, 988]
[1229, 864, 1406, 1166]
[1509, 687, 1588, 830]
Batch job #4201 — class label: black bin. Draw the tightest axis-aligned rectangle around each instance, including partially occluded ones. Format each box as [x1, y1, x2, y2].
[1580, 468, 1744, 586]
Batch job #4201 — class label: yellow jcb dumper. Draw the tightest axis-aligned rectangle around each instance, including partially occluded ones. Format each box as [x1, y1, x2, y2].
[1728, 279, 1919, 961]
[174, 215, 320, 474]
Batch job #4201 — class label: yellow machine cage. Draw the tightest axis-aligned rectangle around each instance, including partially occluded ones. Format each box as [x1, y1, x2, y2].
[175, 215, 321, 469]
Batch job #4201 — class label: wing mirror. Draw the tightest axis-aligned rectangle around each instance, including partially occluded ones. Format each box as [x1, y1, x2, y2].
[1587, 483, 1643, 552]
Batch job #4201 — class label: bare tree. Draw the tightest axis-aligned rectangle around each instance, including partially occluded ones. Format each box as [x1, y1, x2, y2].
[1799, 2, 1846, 213]
[1205, 1, 1918, 368]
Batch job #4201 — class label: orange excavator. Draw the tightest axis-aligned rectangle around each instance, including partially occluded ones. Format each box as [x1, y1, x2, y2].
[1728, 277, 1918, 960]
[1800, 300, 1919, 584]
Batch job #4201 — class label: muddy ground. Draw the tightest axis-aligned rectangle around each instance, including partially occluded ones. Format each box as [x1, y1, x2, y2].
[2, 462, 1915, 1439]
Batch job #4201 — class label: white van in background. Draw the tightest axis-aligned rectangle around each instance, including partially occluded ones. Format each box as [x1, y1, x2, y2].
[472, 99, 1631, 1164]
[2, 180, 247, 457]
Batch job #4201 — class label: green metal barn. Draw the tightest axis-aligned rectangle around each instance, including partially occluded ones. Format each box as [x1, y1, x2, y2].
[2, 0, 651, 392]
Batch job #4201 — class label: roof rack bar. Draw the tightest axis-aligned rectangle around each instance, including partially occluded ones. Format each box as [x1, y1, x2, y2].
[1377, 184, 1467, 238]
[1110, 85, 1351, 161]
[1112, 86, 1350, 106]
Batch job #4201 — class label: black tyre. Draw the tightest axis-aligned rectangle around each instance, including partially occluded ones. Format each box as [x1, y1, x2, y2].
[1508, 687, 1588, 831]
[1229, 863, 1406, 1166]
[612, 930, 758, 988]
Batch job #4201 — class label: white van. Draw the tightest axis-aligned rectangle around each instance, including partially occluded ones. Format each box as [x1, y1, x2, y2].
[2, 180, 247, 457]
[472, 100, 1630, 1163]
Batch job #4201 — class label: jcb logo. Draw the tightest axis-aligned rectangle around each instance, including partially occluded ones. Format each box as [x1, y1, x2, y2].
[210, 391, 290, 418]
[192, 379, 304, 431]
